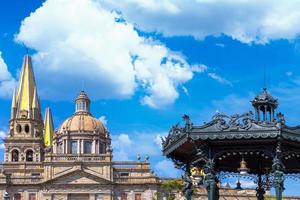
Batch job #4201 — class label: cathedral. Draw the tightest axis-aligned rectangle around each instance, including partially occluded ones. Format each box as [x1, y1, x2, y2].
[0, 55, 160, 200]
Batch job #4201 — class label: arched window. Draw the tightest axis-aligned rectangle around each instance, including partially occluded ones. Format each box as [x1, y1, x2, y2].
[58, 142, 63, 154]
[84, 141, 92, 154]
[26, 150, 33, 162]
[11, 149, 19, 162]
[16, 124, 22, 133]
[99, 142, 106, 154]
[24, 124, 30, 133]
[70, 141, 77, 154]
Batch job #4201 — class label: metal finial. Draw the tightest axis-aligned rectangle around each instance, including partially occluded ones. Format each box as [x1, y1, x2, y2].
[183, 114, 190, 125]
[263, 66, 267, 90]
[81, 80, 85, 92]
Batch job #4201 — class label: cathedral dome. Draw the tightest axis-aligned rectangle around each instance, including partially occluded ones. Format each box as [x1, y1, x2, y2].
[58, 113, 106, 134]
[56, 91, 107, 136]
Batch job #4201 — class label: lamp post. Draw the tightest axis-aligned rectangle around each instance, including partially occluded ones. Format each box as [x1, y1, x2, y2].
[3, 192, 9, 200]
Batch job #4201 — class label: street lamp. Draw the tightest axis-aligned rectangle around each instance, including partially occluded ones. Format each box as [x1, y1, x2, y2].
[3, 192, 9, 200]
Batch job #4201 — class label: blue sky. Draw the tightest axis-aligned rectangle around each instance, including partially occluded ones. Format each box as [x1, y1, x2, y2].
[1, 0, 300, 195]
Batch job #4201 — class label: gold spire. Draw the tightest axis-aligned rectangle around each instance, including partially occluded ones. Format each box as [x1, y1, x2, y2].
[44, 108, 54, 147]
[32, 87, 39, 109]
[16, 55, 39, 118]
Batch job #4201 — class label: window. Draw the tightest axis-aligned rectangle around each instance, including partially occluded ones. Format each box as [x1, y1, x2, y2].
[26, 150, 33, 162]
[120, 172, 129, 177]
[70, 141, 77, 154]
[99, 142, 106, 154]
[11, 149, 19, 162]
[29, 193, 36, 200]
[121, 193, 127, 200]
[32, 173, 40, 177]
[96, 194, 103, 200]
[24, 124, 30, 133]
[135, 194, 141, 200]
[84, 140, 92, 154]
[13, 193, 21, 200]
[16, 124, 22, 133]
[58, 142, 63, 154]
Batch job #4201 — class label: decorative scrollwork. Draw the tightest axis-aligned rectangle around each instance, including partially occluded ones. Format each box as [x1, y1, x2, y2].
[213, 111, 254, 131]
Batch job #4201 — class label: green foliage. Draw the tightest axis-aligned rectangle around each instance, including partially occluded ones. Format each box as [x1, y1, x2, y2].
[161, 179, 184, 192]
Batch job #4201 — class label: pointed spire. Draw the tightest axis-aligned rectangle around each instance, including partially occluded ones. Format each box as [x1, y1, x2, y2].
[32, 87, 42, 120]
[32, 87, 39, 109]
[10, 88, 17, 119]
[16, 54, 39, 118]
[44, 108, 54, 147]
[11, 88, 17, 109]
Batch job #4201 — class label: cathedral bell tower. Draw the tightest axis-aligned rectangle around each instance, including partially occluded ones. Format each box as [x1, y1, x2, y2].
[4, 55, 44, 164]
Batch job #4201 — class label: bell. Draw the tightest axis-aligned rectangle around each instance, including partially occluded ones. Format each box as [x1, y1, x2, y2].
[238, 157, 250, 175]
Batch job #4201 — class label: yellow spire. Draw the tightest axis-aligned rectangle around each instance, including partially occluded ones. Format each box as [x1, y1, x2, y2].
[32, 87, 39, 109]
[44, 107, 54, 147]
[16, 55, 37, 115]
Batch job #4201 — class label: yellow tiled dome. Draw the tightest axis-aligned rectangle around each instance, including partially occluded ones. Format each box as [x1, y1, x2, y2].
[56, 91, 106, 136]
[58, 112, 106, 134]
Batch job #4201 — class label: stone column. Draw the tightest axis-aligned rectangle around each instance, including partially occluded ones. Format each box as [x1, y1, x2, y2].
[77, 140, 81, 154]
[92, 139, 96, 154]
[204, 159, 219, 200]
[81, 140, 84, 154]
[63, 139, 66, 154]
[65, 139, 69, 154]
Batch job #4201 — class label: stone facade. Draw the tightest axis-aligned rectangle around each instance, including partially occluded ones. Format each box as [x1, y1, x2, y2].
[0, 55, 160, 200]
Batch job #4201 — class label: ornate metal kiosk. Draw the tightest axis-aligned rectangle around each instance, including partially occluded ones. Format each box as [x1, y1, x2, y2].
[162, 88, 300, 200]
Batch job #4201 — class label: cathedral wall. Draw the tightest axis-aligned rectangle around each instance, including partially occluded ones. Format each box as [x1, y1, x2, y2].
[114, 185, 159, 200]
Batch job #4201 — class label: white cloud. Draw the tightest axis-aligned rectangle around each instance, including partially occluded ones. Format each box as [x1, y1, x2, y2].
[16, 0, 206, 108]
[99, 115, 108, 126]
[102, 0, 300, 44]
[182, 86, 189, 96]
[0, 130, 6, 139]
[154, 159, 180, 178]
[111, 132, 165, 161]
[0, 129, 7, 150]
[0, 52, 16, 98]
[208, 72, 232, 86]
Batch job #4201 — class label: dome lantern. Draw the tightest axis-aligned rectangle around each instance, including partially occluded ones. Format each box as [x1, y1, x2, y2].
[251, 88, 278, 123]
[75, 91, 90, 114]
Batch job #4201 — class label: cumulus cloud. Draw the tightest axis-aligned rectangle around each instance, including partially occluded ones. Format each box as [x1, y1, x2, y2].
[111, 132, 166, 161]
[0, 52, 16, 98]
[154, 159, 180, 178]
[16, 0, 206, 108]
[102, 0, 300, 44]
